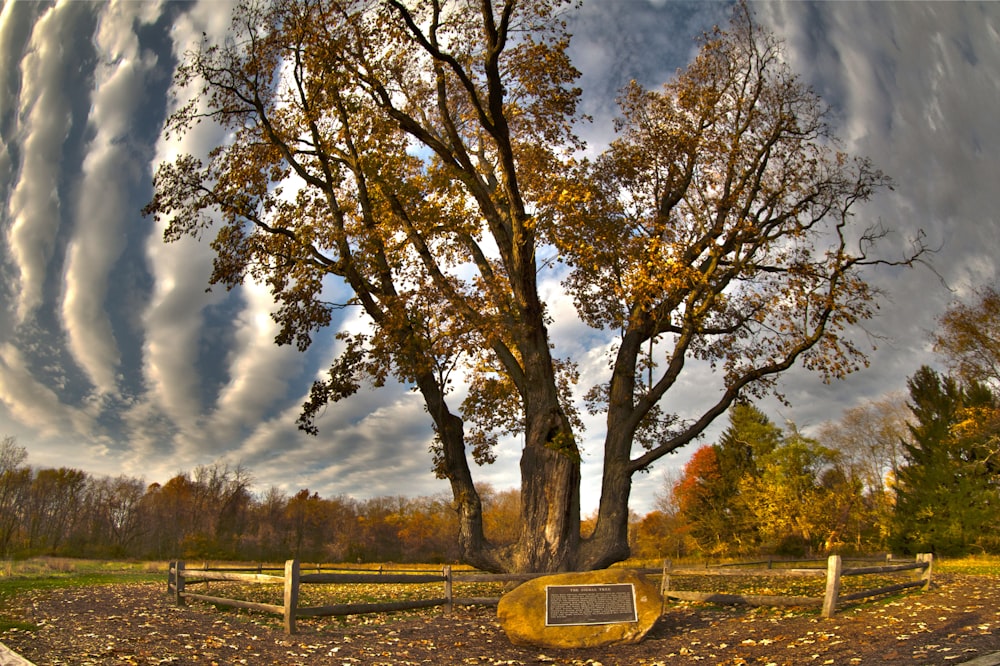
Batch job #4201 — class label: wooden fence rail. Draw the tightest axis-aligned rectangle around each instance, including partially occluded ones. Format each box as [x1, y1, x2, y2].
[661, 553, 933, 618]
[167, 560, 548, 634]
[168, 554, 933, 633]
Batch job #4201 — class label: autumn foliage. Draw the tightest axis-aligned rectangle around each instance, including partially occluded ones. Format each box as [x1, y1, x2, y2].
[142, 1, 924, 572]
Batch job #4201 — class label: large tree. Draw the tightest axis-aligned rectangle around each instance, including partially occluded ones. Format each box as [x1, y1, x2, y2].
[145, 1, 924, 572]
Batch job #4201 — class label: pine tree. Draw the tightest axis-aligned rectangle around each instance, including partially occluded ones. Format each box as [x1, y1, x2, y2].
[673, 404, 781, 556]
[714, 403, 782, 553]
[891, 366, 1000, 554]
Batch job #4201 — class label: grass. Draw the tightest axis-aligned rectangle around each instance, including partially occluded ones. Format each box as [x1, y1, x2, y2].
[0, 557, 166, 632]
[936, 554, 1000, 575]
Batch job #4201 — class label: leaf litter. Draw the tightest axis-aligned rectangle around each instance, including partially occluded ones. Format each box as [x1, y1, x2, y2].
[1, 573, 999, 665]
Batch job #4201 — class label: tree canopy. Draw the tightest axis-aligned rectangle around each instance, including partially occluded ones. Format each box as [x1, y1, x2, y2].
[144, 0, 924, 572]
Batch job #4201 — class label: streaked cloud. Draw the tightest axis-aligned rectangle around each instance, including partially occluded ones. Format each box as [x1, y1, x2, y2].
[7, 2, 97, 322]
[0, 0, 995, 517]
[64, 1, 162, 396]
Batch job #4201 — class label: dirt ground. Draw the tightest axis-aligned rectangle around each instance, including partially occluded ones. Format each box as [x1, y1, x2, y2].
[2, 572, 1000, 665]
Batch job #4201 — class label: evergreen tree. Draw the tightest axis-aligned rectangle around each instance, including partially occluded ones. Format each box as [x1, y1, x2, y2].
[891, 366, 1000, 554]
[673, 404, 781, 556]
[713, 403, 782, 553]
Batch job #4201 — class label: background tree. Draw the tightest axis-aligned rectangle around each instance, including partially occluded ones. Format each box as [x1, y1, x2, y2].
[391, 493, 461, 563]
[934, 285, 1000, 388]
[672, 404, 776, 556]
[142, 474, 198, 558]
[478, 484, 521, 548]
[197, 463, 254, 558]
[740, 424, 846, 556]
[892, 366, 1000, 555]
[712, 403, 781, 553]
[86, 475, 149, 556]
[932, 285, 1000, 467]
[0, 437, 29, 557]
[817, 393, 910, 549]
[24, 468, 87, 554]
[145, 1, 924, 572]
[673, 445, 728, 555]
[285, 489, 329, 560]
[630, 470, 689, 560]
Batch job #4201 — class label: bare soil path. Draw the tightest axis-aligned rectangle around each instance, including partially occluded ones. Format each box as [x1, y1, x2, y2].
[2, 572, 999, 665]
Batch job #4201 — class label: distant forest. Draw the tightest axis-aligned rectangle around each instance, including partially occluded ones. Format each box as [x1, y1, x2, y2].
[3, 361, 999, 563]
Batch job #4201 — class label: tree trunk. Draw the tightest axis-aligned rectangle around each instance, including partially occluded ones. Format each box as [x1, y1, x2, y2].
[423, 364, 584, 573]
[580, 435, 633, 570]
[579, 330, 644, 569]
[512, 410, 581, 572]
[415, 371, 502, 573]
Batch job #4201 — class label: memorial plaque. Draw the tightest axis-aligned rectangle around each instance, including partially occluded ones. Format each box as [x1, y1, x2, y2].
[545, 583, 637, 626]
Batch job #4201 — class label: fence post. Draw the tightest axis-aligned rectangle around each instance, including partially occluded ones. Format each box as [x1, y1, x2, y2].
[660, 559, 673, 614]
[917, 553, 933, 590]
[173, 561, 186, 606]
[821, 554, 842, 618]
[443, 565, 453, 614]
[284, 559, 300, 635]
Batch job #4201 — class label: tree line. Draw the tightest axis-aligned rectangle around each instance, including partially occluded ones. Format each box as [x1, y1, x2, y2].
[2, 364, 995, 563]
[1, 365, 996, 563]
[639, 378, 997, 560]
[0, 445, 525, 563]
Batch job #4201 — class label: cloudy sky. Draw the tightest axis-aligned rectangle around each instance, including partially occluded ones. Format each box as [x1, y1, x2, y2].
[0, 1, 997, 516]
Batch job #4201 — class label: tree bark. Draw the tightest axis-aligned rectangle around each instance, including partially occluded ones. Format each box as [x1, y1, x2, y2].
[514, 411, 581, 572]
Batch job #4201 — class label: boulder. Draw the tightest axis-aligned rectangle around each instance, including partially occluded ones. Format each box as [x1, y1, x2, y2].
[497, 568, 662, 649]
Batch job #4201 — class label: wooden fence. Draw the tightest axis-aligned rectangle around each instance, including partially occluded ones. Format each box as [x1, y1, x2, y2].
[661, 553, 933, 618]
[168, 554, 932, 633]
[167, 560, 542, 634]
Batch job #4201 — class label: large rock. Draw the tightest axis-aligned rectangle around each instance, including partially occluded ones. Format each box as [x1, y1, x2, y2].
[497, 569, 662, 649]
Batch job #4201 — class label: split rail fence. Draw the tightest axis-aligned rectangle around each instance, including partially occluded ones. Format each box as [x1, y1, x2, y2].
[167, 560, 539, 634]
[168, 553, 932, 634]
[661, 553, 933, 618]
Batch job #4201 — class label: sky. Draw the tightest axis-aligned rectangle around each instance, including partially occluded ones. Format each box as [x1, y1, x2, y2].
[0, 0, 997, 517]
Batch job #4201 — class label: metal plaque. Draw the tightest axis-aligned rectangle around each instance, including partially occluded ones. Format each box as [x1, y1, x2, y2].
[545, 583, 638, 626]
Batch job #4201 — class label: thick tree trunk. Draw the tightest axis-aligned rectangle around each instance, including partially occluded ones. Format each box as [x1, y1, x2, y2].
[511, 411, 582, 572]
[436, 393, 583, 573]
[580, 452, 632, 570]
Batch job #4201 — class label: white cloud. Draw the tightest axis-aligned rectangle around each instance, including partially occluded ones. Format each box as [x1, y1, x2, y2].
[200, 280, 309, 450]
[63, 2, 163, 397]
[139, 0, 236, 440]
[0, 343, 93, 438]
[751, 0, 1000, 432]
[6, 2, 92, 322]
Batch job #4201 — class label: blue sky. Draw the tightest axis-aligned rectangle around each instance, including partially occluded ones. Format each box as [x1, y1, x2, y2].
[1, 1, 997, 515]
